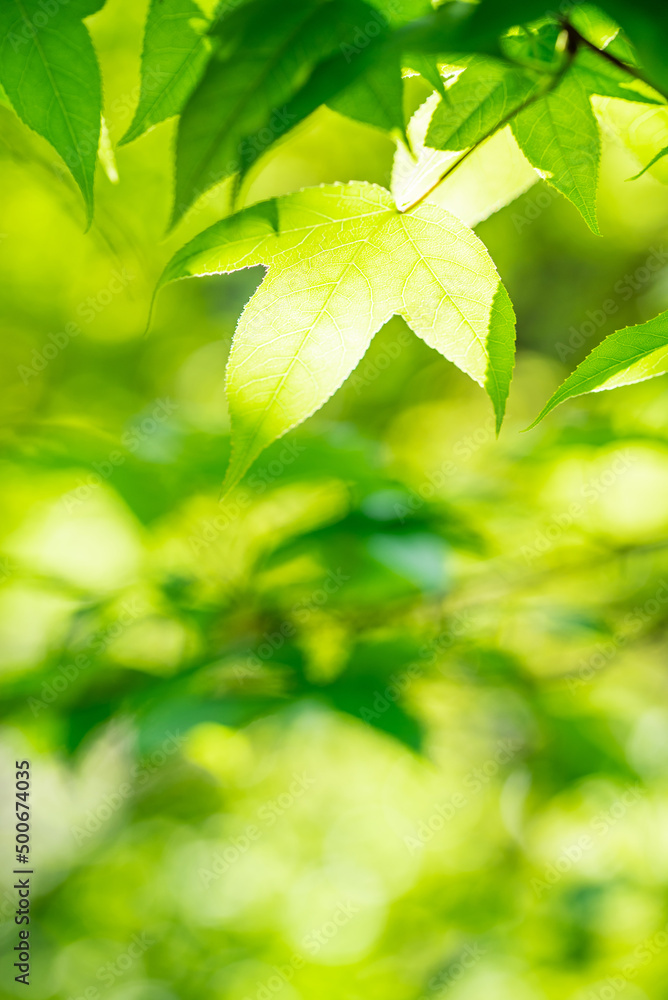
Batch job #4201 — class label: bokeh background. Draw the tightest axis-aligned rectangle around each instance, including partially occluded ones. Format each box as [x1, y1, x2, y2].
[2, 2, 668, 998]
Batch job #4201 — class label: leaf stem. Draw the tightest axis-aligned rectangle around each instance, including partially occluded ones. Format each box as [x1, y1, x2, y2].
[566, 24, 668, 102]
[402, 44, 575, 214]
[401, 18, 667, 215]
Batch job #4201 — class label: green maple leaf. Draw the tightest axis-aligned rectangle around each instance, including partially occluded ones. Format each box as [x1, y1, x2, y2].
[404, 54, 447, 97]
[510, 46, 663, 233]
[425, 57, 537, 153]
[511, 67, 602, 234]
[171, 0, 392, 226]
[157, 182, 516, 491]
[120, 0, 211, 145]
[0, 0, 105, 224]
[531, 309, 668, 425]
[423, 39, 661, 226]
[327, 52, 404, 134]
[573, 47, 663, 105]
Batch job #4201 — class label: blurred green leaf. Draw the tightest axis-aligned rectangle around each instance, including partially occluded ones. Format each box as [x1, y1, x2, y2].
[630, 142, 668, 178]
[404, 53, 447, 96]
[573, 46, 663, 103]
[327, 51, 405, 134]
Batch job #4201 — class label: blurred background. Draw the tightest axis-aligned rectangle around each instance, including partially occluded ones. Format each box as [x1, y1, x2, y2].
[2, 2, 668, 998]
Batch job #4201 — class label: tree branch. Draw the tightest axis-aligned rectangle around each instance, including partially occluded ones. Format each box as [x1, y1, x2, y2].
[401, 20, 667, 215]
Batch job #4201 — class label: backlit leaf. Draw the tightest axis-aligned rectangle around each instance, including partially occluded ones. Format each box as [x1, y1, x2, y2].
[425, 58, 537, 153]
[531, 309, 668, 424]
[158, 182, 516, 489]
[393, 92, 538, 224]
[511, 68, 601, 233]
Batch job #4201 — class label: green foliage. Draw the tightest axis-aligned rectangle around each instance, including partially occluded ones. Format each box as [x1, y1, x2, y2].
[327, 52, 405, 134]
[631, 142, 668, 177]
[512, 69, 603, 234]
[0, 0, 105, 223]
[425, 58, 537, 153]
[0, 0, 667, 484]
[5, 4, 668, 993]
[159, 182, 515, 490]
[171, 0, 394, 225]
[120, 0, 211, 145]
[532, 309, 668, 423]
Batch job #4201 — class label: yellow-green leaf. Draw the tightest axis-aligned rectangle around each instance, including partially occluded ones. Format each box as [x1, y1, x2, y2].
[531, 309, 668, 425]
[158, 182, 516, 489]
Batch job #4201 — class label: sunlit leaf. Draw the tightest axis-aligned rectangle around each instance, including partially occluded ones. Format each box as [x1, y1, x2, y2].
[574, 46, 663, 104]
[531, 309, 668, 424]
[630, 143, 668, 179]
[404, 54, 447, 96]
[393, 92, 538, 224]
[158, 182, 515, 489]
[512, 68, 601, 233]
[425, 57, 537, 153]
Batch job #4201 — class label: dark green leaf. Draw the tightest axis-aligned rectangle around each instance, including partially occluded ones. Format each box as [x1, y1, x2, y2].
[404, 53, 447, 96]
[171, 0, 390, 225]
[425, 58, 537, 153]
[0, 0, 105, 223]
[121, 0, 211, 145]
[573, 46, 663, 104]
[328, 52, 404, 134]
[512, 67, 601, 234]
